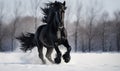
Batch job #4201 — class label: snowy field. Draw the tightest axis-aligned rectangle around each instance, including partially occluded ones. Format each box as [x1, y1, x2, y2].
[0, 49, 120, 71]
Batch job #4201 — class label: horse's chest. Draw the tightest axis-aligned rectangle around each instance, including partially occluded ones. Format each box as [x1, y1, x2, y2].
[57, 29, 66, 40]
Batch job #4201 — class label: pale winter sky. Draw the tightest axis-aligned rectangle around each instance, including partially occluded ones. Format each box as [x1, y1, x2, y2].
[0, 0, 120, 21]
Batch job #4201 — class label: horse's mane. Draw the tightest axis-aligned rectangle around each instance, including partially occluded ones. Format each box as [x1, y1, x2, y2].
[41, 1, 63, 23]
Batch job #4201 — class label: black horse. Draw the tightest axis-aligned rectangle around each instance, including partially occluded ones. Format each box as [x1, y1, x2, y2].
[17, 1, 71, 64]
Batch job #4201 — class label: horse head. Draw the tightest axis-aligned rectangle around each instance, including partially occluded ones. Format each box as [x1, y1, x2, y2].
[41, 1, 67, 30]
[52, 1, 67, 30]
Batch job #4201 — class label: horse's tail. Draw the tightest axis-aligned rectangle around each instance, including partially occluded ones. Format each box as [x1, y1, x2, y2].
[16, 33, 36, 52]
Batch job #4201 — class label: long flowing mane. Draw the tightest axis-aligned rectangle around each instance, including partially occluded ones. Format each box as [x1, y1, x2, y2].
[41, 1, 64, 23]
[41, 2, 52, 23]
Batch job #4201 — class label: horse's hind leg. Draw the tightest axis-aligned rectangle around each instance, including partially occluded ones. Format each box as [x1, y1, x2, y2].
[46, 48, 54, 63]
[37, 44, 46, 64]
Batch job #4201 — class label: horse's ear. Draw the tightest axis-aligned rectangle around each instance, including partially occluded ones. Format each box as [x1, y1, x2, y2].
[63, 1, 66, 6]
[55, 1, 57, 3]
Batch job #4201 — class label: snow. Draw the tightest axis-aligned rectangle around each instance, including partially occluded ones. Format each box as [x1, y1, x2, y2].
[0, 49, 120, 71]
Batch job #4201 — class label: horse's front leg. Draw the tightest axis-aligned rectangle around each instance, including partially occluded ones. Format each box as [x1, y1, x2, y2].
[54, 43, 62, 64]
[62, 40, 71, 63]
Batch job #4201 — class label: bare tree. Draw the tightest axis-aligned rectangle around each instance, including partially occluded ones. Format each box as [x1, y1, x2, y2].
[74, 1, 82, 52]
[100, 12, 109, 52]
[11, 0, 22, 51]
[30, 0, 41, 31]
[86, 0, 102, 52]
[114, 11, 120, 52]
[78, 25, 86, 52]
[86, 8, 96, 52]
[0, 1, 4, 51]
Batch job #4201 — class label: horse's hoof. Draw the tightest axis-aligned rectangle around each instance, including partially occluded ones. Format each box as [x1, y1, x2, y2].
[63, 53, 71, 63]
[54, 57, 61, 64]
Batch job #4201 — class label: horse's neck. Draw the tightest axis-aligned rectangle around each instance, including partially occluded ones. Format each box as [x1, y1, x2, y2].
[47, 24, 58, 33]
[47, 17, 58, 33]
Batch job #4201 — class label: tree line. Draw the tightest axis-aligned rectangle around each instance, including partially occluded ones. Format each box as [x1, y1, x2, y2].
[0, 0, 120, 52]
[70, 1, 120, 52]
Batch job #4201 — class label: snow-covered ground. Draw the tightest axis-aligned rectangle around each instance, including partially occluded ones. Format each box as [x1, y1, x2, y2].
[0, 49, 120, 71]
